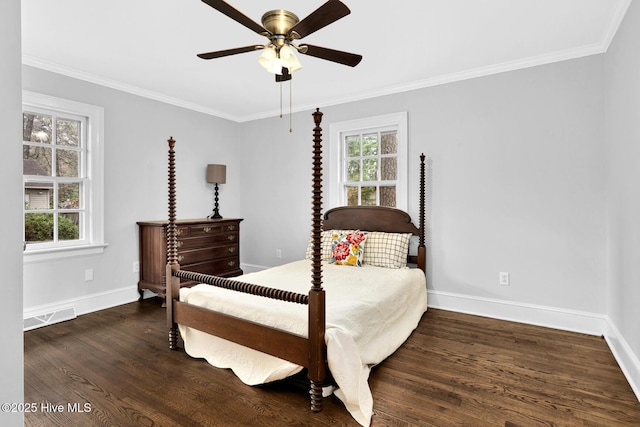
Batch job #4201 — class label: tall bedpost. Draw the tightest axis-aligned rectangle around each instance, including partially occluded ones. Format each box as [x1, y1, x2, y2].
[308, 108, 326, 412]
[166, 137, 180, 349]
[418, 153, 427, 273]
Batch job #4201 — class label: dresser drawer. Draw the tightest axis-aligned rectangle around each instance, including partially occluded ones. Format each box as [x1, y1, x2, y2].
[189, 222, 239, 237]
[177, 233, 238, 250]
[184, 257, 241, 277]
[175, 225, 190, 238]
[178, 244, 239, 265]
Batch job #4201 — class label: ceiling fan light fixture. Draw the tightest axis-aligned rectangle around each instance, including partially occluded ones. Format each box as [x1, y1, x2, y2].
[267, 57, 283, 74]
[279, 44, 303, 73]
[258, 45, 277, 70]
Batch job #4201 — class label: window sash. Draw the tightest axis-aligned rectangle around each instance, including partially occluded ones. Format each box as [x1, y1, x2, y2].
[23, 108, 88, 248]
[22, 91, 105, 260]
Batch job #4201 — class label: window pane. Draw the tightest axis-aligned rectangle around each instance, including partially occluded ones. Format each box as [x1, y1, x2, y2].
[346, 136, 360, 157]
[56, 148, 80, 177]
[381, 131, 397, 155]
[346, 186, 358, 206]
[24, 185, 53, 210]
[24, 212, 54, 243]
[380, 186, 396, 207]
[59, 213, 80, 241]
[58, 183, 80, 209]
[23, 146, 52, 176]
[363, 158, 378, 181]
[57, 118, 80, 147]
[381, 157, 397, 180]
[361, 186, 377, 206]
[23, 113, 52, 143]
[347, 160, 360, 182]
[362, 133, 378, 156]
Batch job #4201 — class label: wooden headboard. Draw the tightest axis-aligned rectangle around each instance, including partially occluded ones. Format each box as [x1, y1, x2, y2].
[322, 206, 420, 235]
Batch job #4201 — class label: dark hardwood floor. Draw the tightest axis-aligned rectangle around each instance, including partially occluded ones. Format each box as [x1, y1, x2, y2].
[24, 298, 640, 426]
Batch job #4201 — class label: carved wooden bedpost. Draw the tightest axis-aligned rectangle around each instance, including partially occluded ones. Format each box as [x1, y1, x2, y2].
[308, 108, 326, 412]
[166, 137, 180, 349]
[418, 153, 426, 273]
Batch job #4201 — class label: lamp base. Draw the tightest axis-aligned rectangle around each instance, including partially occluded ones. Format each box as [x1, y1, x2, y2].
[208, 184, 222, 219]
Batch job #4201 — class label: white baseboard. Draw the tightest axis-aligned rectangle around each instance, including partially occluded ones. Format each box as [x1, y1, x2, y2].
[240, 263, 269, 274]
[23, 285, 139, 330]
[427, 289, 607, 335]
[428, 289, 639, 403]
[603, 316, 640, 402]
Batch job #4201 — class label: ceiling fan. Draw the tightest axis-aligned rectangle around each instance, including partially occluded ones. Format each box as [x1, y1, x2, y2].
[197, 0, 363, 82]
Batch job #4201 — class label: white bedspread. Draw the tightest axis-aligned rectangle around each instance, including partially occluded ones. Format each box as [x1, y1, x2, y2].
[179, 259, 427, 426]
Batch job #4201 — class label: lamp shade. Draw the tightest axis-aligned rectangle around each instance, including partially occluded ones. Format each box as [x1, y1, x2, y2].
[206, 164, 226, 184]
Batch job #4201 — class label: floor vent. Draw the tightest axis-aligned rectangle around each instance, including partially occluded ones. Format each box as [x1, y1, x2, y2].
[23, 307, 77, 331]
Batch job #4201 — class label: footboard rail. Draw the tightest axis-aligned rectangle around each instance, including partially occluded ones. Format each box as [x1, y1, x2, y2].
[172, 269, 308, 305]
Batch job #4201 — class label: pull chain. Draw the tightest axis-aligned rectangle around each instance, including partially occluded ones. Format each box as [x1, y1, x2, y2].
[289, 78, 293, 133]
[279, 80, 283, 118]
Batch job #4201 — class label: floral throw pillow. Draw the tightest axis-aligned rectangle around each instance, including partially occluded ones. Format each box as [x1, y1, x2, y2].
[329, 230, 367, 266]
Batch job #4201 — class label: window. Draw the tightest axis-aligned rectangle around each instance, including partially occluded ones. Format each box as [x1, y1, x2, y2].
[329, 112, 408, 210]
[22, 91, 105, 261]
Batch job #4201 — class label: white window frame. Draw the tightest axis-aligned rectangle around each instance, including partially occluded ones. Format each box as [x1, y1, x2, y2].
[23, 91, 106, 262]
[329, 112, 408, 210]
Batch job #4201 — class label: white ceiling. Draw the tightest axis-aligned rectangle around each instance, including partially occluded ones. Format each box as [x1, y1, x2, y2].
[21, 0, 630, 122]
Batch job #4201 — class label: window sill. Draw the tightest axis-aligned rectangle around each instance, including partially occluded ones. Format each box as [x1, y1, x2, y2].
[23, 243, 109, 263]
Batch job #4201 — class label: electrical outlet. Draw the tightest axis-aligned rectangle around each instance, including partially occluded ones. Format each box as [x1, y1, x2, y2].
[499, 272, 510, 286]
[85, 269, 94, 282]
[276, 249, 282, 259]
[133, 261, 140, 273]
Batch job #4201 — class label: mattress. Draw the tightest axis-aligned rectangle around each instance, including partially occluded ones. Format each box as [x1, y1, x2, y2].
[179, 259, 427, 426]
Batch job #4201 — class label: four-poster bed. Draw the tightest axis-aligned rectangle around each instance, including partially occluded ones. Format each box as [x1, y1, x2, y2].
[164, 109, 427, 426]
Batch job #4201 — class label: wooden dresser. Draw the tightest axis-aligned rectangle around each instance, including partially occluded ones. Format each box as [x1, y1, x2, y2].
[137, 218, 243, 301]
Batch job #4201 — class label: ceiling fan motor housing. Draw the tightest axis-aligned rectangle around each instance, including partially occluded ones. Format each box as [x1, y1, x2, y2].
[261, 10, 299, 37]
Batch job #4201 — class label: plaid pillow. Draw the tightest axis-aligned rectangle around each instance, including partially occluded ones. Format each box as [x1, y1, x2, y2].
[362, 232, 412, 269]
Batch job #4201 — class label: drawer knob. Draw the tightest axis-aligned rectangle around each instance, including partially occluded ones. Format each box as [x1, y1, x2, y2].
[228, 247, 235, 253]
[203, 227, 212, 233]
[176, 229, 183, 236]
[227, 225, 236, 231]
[177, 240, 183, 248]
[177, 255, 184, 262]
[228, 260, 236, 267]
[228, 235, 235, 241]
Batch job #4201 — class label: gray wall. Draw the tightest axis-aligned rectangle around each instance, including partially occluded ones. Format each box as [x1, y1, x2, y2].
[240, 55, 606, 318]
[0, 1, 24, 425]
[604, 0, 640, 396]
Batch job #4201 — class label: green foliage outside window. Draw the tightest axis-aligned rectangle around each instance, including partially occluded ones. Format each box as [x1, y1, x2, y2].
[24, 213, 79, 243]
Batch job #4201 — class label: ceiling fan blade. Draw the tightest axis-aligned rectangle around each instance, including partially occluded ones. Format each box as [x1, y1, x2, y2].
[289, 0, 351, 39]
[197, 45, 262, 60]
[201, 0, 268, 35]
[299, 44, 362, 67]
